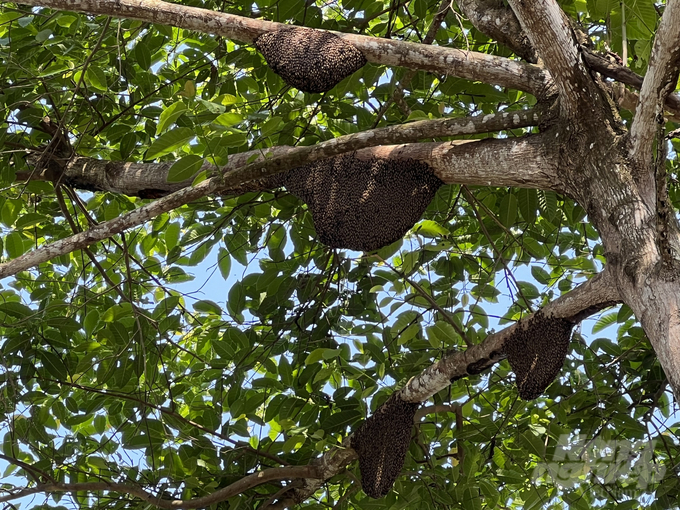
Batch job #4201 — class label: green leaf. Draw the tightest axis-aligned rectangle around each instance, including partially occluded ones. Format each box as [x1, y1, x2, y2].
[0, 12, 24, 25]
[414, 0, 428, 18]
[499, 193, 518, 227]
[592, 337, 621, 356]
[218, 248, 231, 279]
[219, 132, 247, 147]
[145, 127, 194, 160]
[5, 232, 26, 259]
[592, 312, 618, 333]
[223, 328, 249, 351]
[37, 63, 70, 77]
[538, 190, 558, 222]
[0, 302, 33, 318]
[414, 220, 449, 237]
[406, 110, 429, 122]
[1, 199, 21, 227]
[157, 101, 188, 135]
[426, 321, 457, 348]
[135, 42, 152, 70]
[530, 266, 551, 285]
[85, 67, 107, 91]
[192, 170, 208, 186]
[213, 112, 242, 127]
[35, 29, 52, 43]
[165, 222, 181, 251]
[517, 281, 539, 300]
[56, 14, 77, 27]
[83, 310, 100, 336]
[517, 188, 538, 223]
[15, 212, 48, 230]
[120, 132, 137, 158]
[193, 300, 222, 315]
[400, 251, 419, 274]
[278, 356, 292, 386]
[212, 338, 235, 359]
[321, 409, 362, 431]
[167, 154, 203, 183]
[397, 323, 419, 345]
[521, 431, 545, 458]
[40, 351, 68, 381]
[305, 348, 331, 365]
[624, 0, 656, 38]
[260, 117, 283, 137]
[617, 304, 634, 322]
[196, 98, 225, 114]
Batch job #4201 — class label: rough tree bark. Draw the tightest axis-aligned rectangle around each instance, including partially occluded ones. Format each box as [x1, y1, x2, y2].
[6, 0, 680, 507]
[20, 109, 542, 197]
[504, 0, 680, 400]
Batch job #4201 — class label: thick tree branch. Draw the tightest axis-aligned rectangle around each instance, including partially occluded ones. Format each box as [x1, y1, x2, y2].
[269, 267, 621, 508]
[20, 109, 541, 196]
[19, 0, 548, 94]
[582, 49, 680, 120]
[359, 135, 561, 190]
[507, 0, 596, 114]
[2, 133, 561, 279]
[0, 466, 318, 509]
[457, 0, 537, 63]
[609, 82, 680, 124]
[399, 267, 621, 402]
[610, 257, 680, 402]
[630, 0, 680, 168]
[271, 443, 359, 510]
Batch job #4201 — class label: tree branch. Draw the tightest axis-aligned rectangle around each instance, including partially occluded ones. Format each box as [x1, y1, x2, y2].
[0, 175, 222, 279]
[457, 0, 537, 63]
[4, 132, 560, 279]
[398, 266, 621, 402]
[358, 135, 561, 191]
[414, 404, 460, 421]
[506, 0, 595, 114]
[19, 0, 548, 94]
[0, 454, 55, 484]
[609, 81, 680, 124]
[582, 49, 680, 119]
[21, 109, 541, 196]
[629, 0, 680, 169]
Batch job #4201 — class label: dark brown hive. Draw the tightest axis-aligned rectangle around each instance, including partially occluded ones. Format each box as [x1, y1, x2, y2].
[350, 393, 420, 498]
[254, 28, 367, 93]
[503, 312, 574, 400]
[273, 153, 443, 251]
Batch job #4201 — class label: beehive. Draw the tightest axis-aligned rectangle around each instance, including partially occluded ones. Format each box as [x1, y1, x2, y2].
[273, 153, 443, 251]
[503, 312, 574, 400]
[351, 393, 420, 498]
[254, 28, 367, 93]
